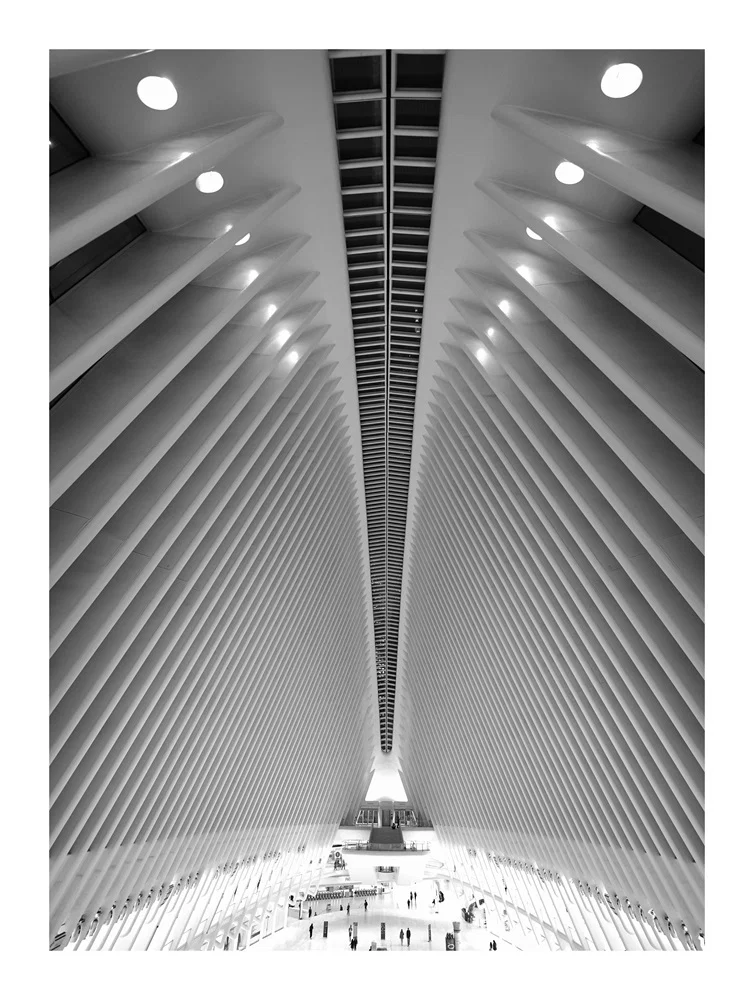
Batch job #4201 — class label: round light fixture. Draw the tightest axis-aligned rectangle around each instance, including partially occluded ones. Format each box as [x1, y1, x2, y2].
[525, 227, 542, 241]
[475, 347, 488, 363]
[195, 171, 224, 194]
[287, 350, 300, 365]
[137, 76, 178, 110]
[276, 329, 291, 347]
[235, 233, 251, 246]
[600, 63, 643, 99]
[555, 161, 585, 185]
[486, 326, 496, 336]
[266, 304, 277, 320]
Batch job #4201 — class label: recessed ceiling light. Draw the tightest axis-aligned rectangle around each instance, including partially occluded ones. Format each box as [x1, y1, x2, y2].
[235, 233, 251, 246]
[487, 326, 496, 336]
[600, 63, 643, 99]
[137, 76, 178, 110]
[526, 228, 542, 241]
[555, 161, 584, 185]
[287, 350, 300, 365]
[266, 304, 277, 320]
[276, 329, 291, 347]
[247, 269, 259, 284]
[195, 171, 224, 194]
[475, 347, 488, 363]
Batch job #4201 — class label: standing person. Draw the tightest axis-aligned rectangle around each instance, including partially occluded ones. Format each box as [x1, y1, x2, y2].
[309, 923, 313, 939]
[415, 892, 418, 903]
[353, 937, 358, 950]
[492, 940, 497, 951]
[346, 903, 350, 916]
[407, 897, 411, 908]
[364, 899, 368, 913]
[399, 928, 405, 946]
[406, 928, 411, 947]
[308, 906, 312, 919]
[349, 924, 352, 941]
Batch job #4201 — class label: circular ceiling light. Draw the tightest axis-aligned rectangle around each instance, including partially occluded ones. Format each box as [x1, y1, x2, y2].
[486, 326, 496, 336]
[137, 76, 178, 110]
[475, 347, 488, 363]
[555, 161, 585, 185]
[195, 171, 224, 194]
[600, 63, 643, 99]
[235, 233, 251, 246]
[525, 227, 542, 241]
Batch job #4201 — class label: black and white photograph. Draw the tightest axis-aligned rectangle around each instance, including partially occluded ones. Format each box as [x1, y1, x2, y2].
[11, 6, 746, 993]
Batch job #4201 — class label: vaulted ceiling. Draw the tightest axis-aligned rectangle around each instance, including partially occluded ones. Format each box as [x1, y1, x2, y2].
[49, 48, 704, 952]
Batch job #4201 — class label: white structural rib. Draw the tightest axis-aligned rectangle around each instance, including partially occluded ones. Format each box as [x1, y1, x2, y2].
[50, 187, 298, 400]
[492, 105, 704, 237]
[397, 49, 704, 952]
[50, 54, 375, 953]
[477, 178, 704, 369]
[464, 230, 704, 471]
[50, 113, 282, 265]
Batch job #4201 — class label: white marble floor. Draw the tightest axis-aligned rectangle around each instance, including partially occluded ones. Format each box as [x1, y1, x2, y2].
[251, 879, 516, 952]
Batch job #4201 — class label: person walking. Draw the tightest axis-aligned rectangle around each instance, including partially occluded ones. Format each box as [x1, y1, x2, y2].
[492, 940, 498, 951]
[406, 928, 411, 947]
[353, 937, 358, 950]
[407, 897, 411, 909]
[340, 904, 343, 911]
[346, 903, 350, 916]
[399, 928, 405, 946]
[309, 923, 313, 939]
[364, 899, 368, 913]
[349, 924, 352, 941]
[308, 906, 312, 919]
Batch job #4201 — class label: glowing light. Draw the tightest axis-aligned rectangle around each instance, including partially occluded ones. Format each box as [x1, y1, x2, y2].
[487, 326, 496, 336]
[475, 347, 488, 363]
[137, 76, 178, 110]
[276, 329, 291, 347]
[516, 264, 535, 283]
[600, 63, 643, 99]
[195, 171, 224, 194]
[555, 161, 585, 185]
[526, 227, 542, 240]
[266, 304, 277, 320]
[247, 269, 259, 284]
[498, 300, 511, 316]
[287, 350, 300, 365]
[543, 215, 559, 229]
[235, 233, 251, 246]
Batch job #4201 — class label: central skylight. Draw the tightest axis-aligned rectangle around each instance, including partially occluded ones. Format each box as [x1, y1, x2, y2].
[329, 50, 445, 751]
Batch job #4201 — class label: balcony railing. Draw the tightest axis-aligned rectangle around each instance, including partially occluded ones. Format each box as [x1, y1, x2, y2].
[341, 840, 431, 852]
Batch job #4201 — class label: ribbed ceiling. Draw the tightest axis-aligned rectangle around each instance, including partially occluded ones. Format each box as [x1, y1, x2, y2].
[329, 49, 445, 751]
[49, 49, 704, 955]
[396, 48, 704, 949]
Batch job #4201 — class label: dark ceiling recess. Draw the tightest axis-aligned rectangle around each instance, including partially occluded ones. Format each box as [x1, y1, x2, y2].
[49, 105, 90, 176]
[633, 122, 705, 273]
[329, 50, 445, 752]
